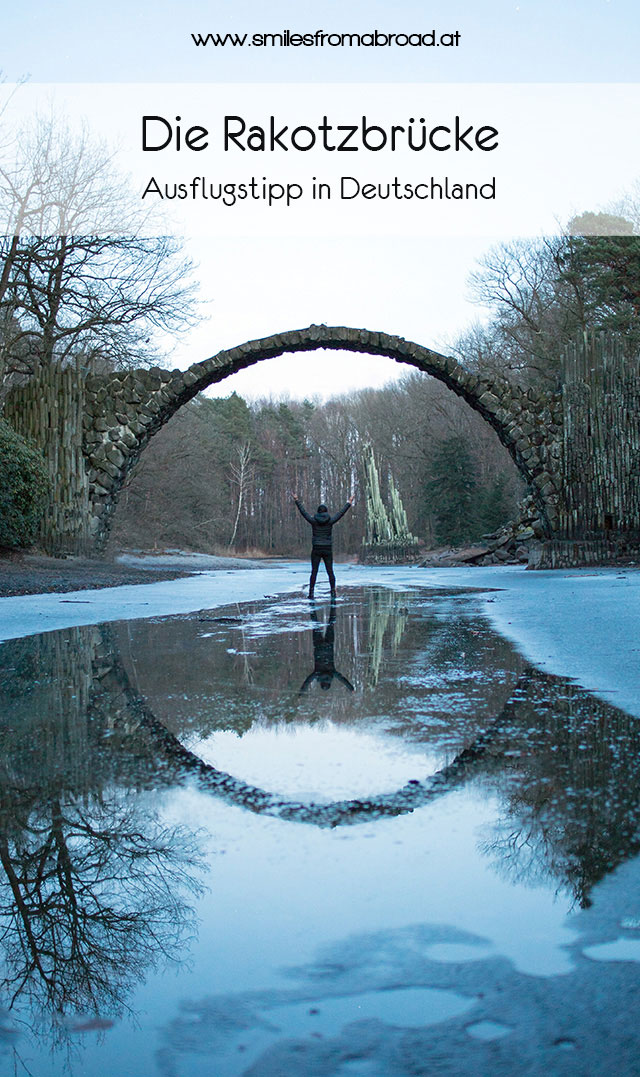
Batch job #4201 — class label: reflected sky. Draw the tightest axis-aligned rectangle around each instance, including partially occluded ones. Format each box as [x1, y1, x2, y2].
[1, 584, 640, 1074]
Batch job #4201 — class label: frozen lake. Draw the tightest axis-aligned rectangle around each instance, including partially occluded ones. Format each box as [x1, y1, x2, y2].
[0, 564, 640, 1075]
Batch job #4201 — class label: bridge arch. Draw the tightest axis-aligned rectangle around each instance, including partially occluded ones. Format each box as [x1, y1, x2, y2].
[77, 326, 563, 548]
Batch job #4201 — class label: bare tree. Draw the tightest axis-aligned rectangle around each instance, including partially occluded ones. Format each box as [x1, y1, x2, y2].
[466, 236, 583, 384]
[0, 114, 199, 397]
[228, 441, 253, 549]
[463, 193, 640, 387]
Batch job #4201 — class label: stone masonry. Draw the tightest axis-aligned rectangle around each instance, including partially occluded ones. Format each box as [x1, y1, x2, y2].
[6, 325, 564, 554]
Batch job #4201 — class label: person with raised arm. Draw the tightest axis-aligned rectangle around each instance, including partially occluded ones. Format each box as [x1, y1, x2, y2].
[292, 492, 355, 598]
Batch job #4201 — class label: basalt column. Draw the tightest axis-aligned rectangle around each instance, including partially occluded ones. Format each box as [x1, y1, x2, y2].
[4, 365, 92, 555]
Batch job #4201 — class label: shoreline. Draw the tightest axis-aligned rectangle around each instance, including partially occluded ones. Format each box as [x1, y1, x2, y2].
[0, 563, 638, 722]
[0, 550, 267, 598]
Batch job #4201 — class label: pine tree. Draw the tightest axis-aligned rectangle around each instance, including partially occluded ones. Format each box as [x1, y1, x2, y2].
[479, 476, 511, 534]
[427, 436, 480, 546]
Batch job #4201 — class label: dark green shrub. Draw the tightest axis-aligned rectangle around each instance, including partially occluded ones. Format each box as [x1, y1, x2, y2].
[0, 419, 49, 548]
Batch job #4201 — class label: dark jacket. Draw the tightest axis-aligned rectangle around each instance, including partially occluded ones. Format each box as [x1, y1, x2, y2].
[294, 499, 351, 549]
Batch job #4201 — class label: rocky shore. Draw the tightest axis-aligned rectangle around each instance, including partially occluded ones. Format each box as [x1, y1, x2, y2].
[419, 495, 545, 568]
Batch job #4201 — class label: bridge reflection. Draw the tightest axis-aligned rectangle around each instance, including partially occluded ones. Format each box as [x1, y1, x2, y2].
[0, 586, 639, 1046]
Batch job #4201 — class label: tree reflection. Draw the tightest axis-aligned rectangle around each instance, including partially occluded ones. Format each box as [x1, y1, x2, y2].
[3, 594, 640, 1059]
[476, 666, 640, 907]
[0, 625, 206, 1050]
[0, 784, 204, 1045]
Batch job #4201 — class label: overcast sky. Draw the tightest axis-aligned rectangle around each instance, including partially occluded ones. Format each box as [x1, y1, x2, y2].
[3, 0, 638, 400]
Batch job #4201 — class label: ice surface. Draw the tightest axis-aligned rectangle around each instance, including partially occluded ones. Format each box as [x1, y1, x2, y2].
[582, 939, 640, 962]
[1, 562, 638, 719]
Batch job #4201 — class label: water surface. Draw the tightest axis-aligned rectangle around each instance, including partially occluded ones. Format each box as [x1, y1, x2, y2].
[1, 584, 639, 1075]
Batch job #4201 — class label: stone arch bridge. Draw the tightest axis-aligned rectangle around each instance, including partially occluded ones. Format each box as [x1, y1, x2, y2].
[5, 325, 639, 561]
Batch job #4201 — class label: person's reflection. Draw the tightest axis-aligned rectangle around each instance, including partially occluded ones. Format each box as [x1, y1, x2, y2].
[299, 597, 355, 694]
